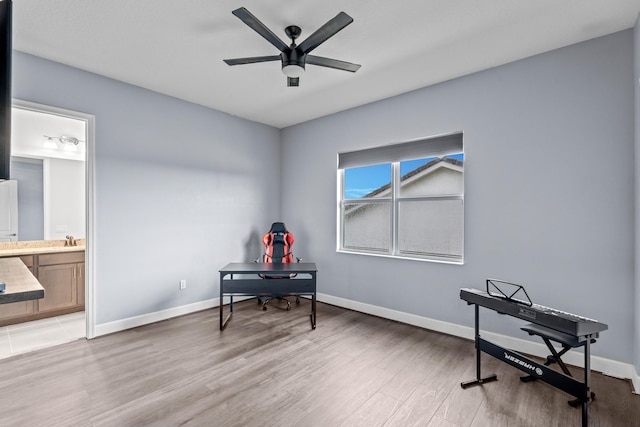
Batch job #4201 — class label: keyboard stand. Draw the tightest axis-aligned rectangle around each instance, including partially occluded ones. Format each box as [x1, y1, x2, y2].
[520, 323, 597, 406]
[460, 304, 498, 388]
[461, 293, 599, 427]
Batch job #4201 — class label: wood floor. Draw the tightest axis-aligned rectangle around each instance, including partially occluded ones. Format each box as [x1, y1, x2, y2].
[0, 299, 637, 427]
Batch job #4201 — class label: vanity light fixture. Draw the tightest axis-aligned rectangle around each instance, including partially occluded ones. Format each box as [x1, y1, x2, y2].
[43, 136, 58, 149]
[61, 136, 79, 152]
[43, 135, 84, 152]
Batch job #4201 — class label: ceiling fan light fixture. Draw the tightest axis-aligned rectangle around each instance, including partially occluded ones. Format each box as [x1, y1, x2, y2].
[282, 64, 305, 78]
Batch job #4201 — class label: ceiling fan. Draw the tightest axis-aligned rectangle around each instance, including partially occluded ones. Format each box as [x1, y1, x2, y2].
[223, 7, 361, 87]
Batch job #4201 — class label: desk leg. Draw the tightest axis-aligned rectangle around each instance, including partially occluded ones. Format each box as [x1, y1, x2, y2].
[461, 304, 498, 388]
[219, 274, 223, 330]
[220, 295, 233, 331]
[220, 275, 233, 331]
[310, 293, 316, 329]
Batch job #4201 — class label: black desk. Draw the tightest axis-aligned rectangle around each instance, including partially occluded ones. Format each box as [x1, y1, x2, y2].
[219, 262, 317, 330]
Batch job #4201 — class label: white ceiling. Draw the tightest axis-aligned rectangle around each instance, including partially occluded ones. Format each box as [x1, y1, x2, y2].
[12, 0, 640, 129]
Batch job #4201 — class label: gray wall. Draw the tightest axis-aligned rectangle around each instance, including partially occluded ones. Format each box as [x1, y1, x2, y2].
[282, 30, 635, 364]
[634, 16, 640, 376]
[13, 52, 281, 324]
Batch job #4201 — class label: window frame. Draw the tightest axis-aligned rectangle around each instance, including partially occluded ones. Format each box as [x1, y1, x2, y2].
[337, 133, 464, 264]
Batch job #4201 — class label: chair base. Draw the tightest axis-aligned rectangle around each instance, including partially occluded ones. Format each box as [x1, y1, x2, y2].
[258, 296, 301, 311]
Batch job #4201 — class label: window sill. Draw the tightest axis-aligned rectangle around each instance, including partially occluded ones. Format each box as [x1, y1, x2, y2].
[336, 249, 464, 265]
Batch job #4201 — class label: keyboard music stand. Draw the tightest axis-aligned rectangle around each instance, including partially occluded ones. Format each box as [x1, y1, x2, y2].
[486, 278, 532, 307]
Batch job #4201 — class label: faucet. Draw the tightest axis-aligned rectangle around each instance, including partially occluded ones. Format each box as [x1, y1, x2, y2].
[65, 235, 77, 247]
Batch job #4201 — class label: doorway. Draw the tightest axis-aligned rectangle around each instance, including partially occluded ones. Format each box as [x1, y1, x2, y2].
[5, 100, 95, 352]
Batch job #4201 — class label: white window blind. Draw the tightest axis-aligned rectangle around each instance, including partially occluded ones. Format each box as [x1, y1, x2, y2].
[338, 132, 463, 170]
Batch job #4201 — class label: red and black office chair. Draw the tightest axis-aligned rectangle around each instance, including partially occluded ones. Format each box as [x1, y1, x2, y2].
[257, 222, 300, 311]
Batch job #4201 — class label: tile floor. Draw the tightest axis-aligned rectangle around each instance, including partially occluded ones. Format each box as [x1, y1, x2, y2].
[0, 311, 85, 360]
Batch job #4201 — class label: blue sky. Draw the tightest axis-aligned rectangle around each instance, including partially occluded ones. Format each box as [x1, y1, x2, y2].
[344, 153, 463, 199]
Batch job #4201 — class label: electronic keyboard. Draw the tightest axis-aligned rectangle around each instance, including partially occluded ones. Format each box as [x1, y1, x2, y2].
[460, 287, 608, 339]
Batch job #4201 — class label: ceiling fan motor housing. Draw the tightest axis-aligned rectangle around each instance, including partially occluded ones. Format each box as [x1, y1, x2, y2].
[281, 48, 306, 69]
[282, 25, 305, 71]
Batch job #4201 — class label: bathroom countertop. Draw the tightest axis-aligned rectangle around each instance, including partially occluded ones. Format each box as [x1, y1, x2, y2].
[0, 240, 86, 257]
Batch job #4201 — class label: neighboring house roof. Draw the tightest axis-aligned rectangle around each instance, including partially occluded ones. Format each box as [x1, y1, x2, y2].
[362, 157, 463, 199]
[344, 156, 463, 216]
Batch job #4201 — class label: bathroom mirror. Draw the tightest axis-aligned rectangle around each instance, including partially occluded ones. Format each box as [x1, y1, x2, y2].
[8, 105, 86, 242]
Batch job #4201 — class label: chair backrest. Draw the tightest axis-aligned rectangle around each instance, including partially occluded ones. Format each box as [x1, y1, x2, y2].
[262, 222, 295, 264]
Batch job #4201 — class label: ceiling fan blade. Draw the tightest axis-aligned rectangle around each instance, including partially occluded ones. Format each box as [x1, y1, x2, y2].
[297, 12, 353, 54]
[287, 77, 300, 87]
[232, 7, 288, 52]
[224, 55, 281, 66]
[306, 55, 361, 72]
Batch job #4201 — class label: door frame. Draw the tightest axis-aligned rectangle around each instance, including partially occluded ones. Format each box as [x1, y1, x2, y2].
[12, 99, 96, 339]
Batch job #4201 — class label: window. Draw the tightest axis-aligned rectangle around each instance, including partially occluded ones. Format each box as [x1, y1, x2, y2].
[338, 133, 464, 263]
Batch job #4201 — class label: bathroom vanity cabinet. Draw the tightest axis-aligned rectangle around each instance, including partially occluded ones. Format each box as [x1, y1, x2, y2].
[0, 249, 84, 326]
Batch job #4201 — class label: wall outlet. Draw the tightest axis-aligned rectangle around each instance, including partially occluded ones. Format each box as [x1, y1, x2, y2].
[179, 279, 187, 290]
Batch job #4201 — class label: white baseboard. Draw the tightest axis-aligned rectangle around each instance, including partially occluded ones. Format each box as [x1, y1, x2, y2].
[94, 296, 254, 337]
[94, 299, 219, 337]
[92, 291, 640, 394]
[317, 292, 640, 391]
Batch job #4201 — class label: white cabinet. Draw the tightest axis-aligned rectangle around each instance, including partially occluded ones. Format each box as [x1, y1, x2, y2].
[0, 180, 18, 241]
